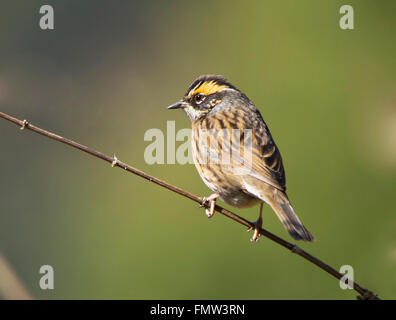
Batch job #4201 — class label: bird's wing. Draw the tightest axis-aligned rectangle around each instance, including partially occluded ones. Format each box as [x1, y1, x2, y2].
[224, 106, 286, 192]
[205, 105, 286, 192]
[248, 114, 286, 191]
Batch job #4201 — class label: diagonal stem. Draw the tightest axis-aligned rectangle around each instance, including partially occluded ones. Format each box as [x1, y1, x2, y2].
[0, 111, 380, 300]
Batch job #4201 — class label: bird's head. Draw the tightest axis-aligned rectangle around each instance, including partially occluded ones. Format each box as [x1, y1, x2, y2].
[167, 74, 240, 122]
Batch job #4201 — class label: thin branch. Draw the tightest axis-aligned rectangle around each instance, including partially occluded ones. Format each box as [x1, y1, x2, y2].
[0, 111, 380, 300]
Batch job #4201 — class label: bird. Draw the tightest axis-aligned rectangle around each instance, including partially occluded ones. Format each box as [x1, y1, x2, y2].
[168, 75, 314, 242]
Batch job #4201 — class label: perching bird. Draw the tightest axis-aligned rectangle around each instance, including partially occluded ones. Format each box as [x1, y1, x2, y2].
[168, 75, 314, 242]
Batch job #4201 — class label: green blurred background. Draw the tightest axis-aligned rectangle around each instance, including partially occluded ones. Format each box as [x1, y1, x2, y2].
[0, 0, 395, 299]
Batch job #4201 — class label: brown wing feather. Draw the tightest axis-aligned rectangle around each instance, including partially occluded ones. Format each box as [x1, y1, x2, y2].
[250, 113, 286, 191]
[204, 105, 286, 191]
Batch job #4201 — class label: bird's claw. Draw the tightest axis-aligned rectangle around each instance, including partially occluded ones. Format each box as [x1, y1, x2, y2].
[247, 217, 263, 242]
[200, 193, 219, 219]
[250, 229, 261, 242]
[199, 197, 207, 208]
[205, 208, 214, 218]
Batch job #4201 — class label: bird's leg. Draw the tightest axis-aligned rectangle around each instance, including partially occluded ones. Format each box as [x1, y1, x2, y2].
[247, 202, 263, 242]
[200, 193, 219, 218]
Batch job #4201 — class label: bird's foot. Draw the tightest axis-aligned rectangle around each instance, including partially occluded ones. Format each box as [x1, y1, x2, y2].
[247, 216, 263, 242]
[200, 193, 219, 218]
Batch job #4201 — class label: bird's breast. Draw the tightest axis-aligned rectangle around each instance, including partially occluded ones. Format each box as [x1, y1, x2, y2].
[191, 120, 259, 208]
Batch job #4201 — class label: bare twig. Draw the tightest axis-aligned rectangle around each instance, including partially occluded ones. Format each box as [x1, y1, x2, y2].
[0, 252, 32, 300]
[0, 111, 380, 300]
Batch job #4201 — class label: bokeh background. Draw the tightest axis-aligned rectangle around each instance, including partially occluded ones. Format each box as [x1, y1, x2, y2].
[0, 0, 395, 300]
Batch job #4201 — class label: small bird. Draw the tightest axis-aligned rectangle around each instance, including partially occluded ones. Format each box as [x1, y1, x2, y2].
[168, 75, 314, 242]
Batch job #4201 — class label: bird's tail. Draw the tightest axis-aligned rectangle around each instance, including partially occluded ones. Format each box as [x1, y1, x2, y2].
[267, 190, 315, 242]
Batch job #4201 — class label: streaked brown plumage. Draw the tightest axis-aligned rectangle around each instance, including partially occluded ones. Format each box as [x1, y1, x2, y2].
[168, 75, 314, 242]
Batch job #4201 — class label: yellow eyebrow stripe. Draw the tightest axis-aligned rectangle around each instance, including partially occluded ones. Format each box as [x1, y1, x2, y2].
[191, 81, 228, 97]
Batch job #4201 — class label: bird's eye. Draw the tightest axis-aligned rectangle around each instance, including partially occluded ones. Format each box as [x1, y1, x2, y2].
[194, 93, 205, 104]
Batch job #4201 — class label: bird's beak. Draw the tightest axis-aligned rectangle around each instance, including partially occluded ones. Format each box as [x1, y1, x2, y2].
[167, 100, 186, 110]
